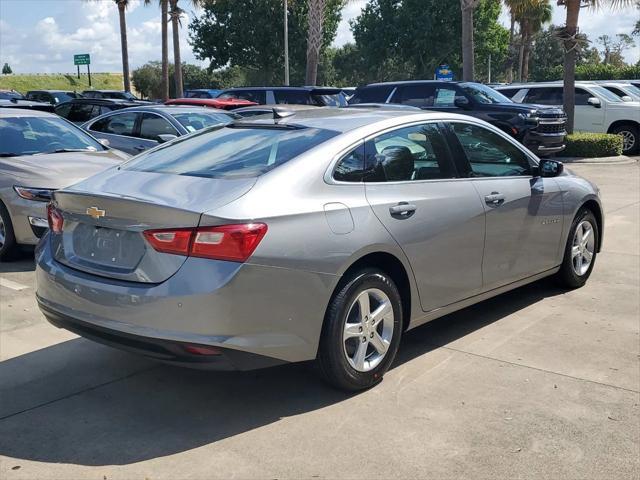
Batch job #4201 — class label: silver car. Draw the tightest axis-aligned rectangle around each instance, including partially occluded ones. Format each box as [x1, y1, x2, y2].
[82, 105, 238, 155]
[0, 108, 128, 260]
[36, 108, 603, 390]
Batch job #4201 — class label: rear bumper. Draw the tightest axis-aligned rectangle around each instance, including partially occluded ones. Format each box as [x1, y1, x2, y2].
[40, 302, 285, 370]
[35, 235, 337, 366]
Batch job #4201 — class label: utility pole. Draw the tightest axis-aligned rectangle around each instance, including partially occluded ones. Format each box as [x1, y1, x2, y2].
[284, 0, 289, 85]
[487, 54, 492, 84]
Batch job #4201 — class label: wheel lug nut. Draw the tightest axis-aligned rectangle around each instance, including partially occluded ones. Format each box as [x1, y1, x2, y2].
[359, 326, 363, 332]
[370, 332, 374, 338]
[362, 337, 367, 343]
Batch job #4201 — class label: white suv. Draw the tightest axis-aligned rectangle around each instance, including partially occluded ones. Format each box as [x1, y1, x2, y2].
[496, 82, 640, 154]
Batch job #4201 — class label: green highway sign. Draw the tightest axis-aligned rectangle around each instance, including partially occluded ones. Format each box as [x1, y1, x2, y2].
[74, 54, 91, 66]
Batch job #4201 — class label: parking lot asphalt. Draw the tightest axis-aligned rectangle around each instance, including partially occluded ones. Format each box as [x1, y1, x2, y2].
[0, 158, 638, 480]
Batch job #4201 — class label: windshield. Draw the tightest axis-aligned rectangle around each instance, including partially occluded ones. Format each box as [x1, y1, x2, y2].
[459, 83, 512, 104]
[123, 124, 339, 179]
[590, 86, 623, 103]
[172, 111, 237, 133]
[0, 116, 105, 156]
[0, 91, 24, 100]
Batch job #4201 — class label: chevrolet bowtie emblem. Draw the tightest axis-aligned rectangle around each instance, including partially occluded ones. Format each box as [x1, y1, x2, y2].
[86, 206, 106, 219]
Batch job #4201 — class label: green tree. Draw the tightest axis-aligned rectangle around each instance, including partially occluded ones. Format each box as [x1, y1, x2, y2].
[189, 0, 343, 85]
[529, 26, 598, 80]
[597, 33, 636, 67]
[2, 63, 12, 75]
[516, 0, 552, 81]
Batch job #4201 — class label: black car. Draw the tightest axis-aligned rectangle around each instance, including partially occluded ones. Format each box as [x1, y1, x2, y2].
[0, 90, 25, 100]
[82, 90, 141, 101]
[217, 86, 347, 107]
[54, 98, 142, 124]
[25, 90, 82, 105]
[349, 81, 566, 156]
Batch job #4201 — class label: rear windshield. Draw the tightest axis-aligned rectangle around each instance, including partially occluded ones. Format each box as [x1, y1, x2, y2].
[123, 124, 339, 179]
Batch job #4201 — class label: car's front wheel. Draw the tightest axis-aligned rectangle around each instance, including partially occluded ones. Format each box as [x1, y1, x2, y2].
[0, 202, 18, 261]
[556, 208, 599, 288]
[316, 269, 403, 391]
[611, 123, 639, 155]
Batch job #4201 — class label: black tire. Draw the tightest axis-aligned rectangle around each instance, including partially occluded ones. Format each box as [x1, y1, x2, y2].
[316, 268, 403, 391]
[0, 201, 18, 261]
[556, 208, 599, 289]
[611, 123, 639, 155]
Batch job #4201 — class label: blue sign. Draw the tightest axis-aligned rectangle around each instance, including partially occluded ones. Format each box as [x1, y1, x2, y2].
[435, 64, 454, 81]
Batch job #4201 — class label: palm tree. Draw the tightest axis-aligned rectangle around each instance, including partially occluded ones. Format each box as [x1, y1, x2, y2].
[460, 0, 481, 81]
[503, 0, 518, 83]
[168, 0, 206, 99]
[161, 0, 170, 100]
[557, 0, 635, 133]
[305, 0, 326, 85]
[518, 0, 552, 81]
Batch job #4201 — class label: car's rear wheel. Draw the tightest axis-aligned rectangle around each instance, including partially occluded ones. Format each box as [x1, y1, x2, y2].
[316, 269, 402, 391]
[611, 123, 639, 155]
[0, 202, 18, 261]
[556, 209, 598, 289]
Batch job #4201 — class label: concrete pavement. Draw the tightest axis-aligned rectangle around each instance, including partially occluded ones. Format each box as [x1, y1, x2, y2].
[0, 159, 638, 479]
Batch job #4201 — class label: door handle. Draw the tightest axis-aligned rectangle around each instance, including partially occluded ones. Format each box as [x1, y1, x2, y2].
[389, 202, 417, 217]
[484, 192, 505, 206]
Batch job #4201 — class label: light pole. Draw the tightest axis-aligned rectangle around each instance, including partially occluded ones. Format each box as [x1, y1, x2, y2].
[284, 0, 290, 85]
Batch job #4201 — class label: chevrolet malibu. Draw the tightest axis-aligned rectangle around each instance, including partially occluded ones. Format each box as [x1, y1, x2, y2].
[36, 108, 603, 391]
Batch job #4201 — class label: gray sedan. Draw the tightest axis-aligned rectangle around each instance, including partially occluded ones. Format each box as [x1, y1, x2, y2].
[36, 108, 603, 391]
[82, 105, 238, 155]
[0, 108, 128, 259]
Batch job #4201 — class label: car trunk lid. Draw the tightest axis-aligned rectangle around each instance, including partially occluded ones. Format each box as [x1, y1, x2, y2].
[51, 168, 257, 283]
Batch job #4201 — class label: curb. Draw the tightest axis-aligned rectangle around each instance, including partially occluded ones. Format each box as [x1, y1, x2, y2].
[556, 155, 639, 165]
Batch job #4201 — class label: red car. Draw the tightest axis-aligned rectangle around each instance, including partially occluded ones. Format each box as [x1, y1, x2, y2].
[165, 97, 257, 110]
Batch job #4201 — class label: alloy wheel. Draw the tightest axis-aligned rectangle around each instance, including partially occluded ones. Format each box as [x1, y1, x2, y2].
[619, 130, 636, 152]
[343, 288, 394, 372]
[571, 220, 595, 276]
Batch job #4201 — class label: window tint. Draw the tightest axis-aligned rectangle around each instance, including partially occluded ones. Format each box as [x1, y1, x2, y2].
[0, 116, 104, 156]
[348, 85, 395, 104]
[124, 125, 339, 179]
[334, 144, 365, 182]
[450, 123, 531, 177]
[603, 86, 625, 98]
[393, 84, 436, 108]
[68, 104, 99, 123]
[274, 90, 312, 105]
[524, 87, 563, 105]
[364, 123, 455, 182]
[496, 88, 521, 98]
[139, 113, 177, 140]
[219, 90, 266, 104]
[90, 112, 138, 136]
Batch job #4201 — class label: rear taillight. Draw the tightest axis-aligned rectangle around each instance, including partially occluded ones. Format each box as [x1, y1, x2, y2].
[47, 203, 64, 234]
[143, 223, 267, 262]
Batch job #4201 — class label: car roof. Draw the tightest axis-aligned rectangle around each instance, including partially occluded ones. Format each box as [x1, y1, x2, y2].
[0, 107, 55, 118]
[64, 98, 140, 105]
[361, 80, 466, 87]
[222, 86, 338, 92]
[83, 90, 127, 93]
[117, 105, 230, 114]
[28, 90, 76, 93]
[232, 106, 447, 133]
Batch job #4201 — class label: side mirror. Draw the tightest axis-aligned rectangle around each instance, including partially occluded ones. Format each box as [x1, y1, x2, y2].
[587, 97, 601, 108]
[454, 97, 471, 109]
[98, 138, 110, 147]
[539, 159, 564, 177]
[156, 134, 177, 144]
[621, 95, 633, 102]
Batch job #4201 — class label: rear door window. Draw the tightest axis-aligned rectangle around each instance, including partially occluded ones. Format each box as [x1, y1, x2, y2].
[364, 123, 456, 182]
[348, 85, 395, 104]
[68, 103, 99, 123]
[89, 112, 139, 137]
[124, 125, 339, 179]
[333, 144, 366, 182]
[524, 87, 563, 105]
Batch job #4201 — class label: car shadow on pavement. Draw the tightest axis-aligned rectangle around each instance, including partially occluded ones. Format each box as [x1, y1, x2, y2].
[0, 249, 35, 273]
[0, 279, 565, 466]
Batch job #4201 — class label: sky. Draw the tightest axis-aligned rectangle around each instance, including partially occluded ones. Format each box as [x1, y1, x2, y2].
[0, 0, 638, 74]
